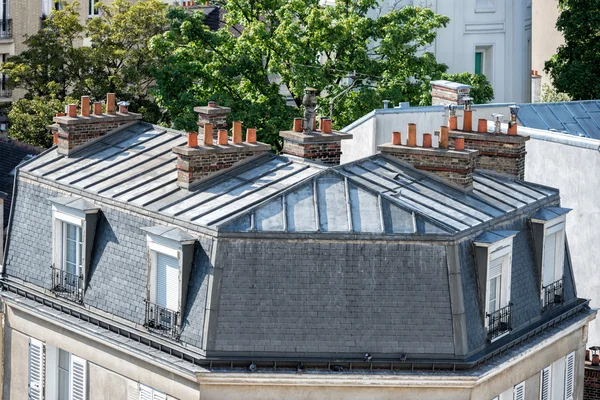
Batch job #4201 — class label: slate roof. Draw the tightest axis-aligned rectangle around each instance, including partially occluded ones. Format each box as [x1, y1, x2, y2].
[517, 100, 600, 139]
[0, 137, 42, 228]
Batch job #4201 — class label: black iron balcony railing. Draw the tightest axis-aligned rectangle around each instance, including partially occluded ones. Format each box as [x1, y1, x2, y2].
[0, 19, 12, 39]
[487, 302, 513, 342]
[543, 277, 564, 311]
[144, 299, 180, 340]
[0, 79, 11, 98]
[51, 265, 84, 303]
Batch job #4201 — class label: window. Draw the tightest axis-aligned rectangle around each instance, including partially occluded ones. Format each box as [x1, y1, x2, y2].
[88, 0, 100, 16]
[142, 225, 195, 340]
[474, 231, 517, 342]
[49, 196, 100, 302]
[565, 352, 575, 400]
[540, 365, 551, 400]
[514, 381, 525, 400]
[475, 46, 493, 79]
[139, 384, 167, 400]
[475, 52, 484, 75]
[542, 218, 566, 308]
[29, 339, 88, 400]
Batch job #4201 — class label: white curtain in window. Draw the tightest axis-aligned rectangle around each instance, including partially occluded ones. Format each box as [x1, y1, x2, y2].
[156, 253, 180, 311]
[42, 0, 52, 17]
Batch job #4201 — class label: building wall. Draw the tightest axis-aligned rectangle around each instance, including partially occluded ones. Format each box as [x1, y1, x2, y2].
[531, 0, 563, 90]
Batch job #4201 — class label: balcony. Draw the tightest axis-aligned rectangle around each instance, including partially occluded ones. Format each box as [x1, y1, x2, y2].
[51, 266, 83, 303]
[487, 303, 512, 342]
[144, 300, 180, 340]
[543, 277, 564, 312]
[0, 19, 12, 39]
[0, 79, 11, 99]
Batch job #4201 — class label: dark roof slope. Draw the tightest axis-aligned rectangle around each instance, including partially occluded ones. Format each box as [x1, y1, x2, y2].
[517, 100, 600, 139]
[0, 137, 42, 228]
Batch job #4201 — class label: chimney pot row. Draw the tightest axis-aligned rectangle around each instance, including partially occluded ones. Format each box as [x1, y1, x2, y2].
[81, 96, 90, 117]
[191, 122, 257, 147]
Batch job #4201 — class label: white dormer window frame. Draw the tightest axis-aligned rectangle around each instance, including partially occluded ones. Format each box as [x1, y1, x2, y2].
[52, 208, 87, 298]
[540, 215, 566, 302]
[147, 235, 182, 315]
[484, 237, 513, 330]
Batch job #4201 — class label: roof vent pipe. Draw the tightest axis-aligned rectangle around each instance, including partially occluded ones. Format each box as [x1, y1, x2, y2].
[383, 100, 390, 109]
[302, 88, 318, 134]
[462, 96, 473, 132]
[448, 104, 458, 130]
[492, 113, 503, 134]
[508, 105, 520, 136]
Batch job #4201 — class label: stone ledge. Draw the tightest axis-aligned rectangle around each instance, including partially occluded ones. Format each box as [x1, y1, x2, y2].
[448, 130, 530, 144]
[279, 130, 353, 143]
[53, 112, 142, 125]
[378, 143, 479, 159]
[172, 141, 271, 156]
[193, 105, 231, 115]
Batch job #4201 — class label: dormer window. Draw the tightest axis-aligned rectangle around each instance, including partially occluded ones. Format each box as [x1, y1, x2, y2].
[474, 230, 518, 342]
[142, 226, 195, 340]
[531, 207, 571, 311]
[48, 197, 99, 303]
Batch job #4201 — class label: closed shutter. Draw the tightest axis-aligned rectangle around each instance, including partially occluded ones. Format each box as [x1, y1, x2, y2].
[139, 384, 153, 400]
[156, 253, 179, 311]
[153, 390, 167, 400]
[565, 351, 575, 400]
[489, 257, 503, 279]
[540, 366, 551, 400]
[514, 381, 525, 400]
[543, 232, 557, 286]
[69, 355, 87, 400]
[28, 338, 44, 400]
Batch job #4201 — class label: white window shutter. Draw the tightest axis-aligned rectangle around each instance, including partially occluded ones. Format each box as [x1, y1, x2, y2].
[69, 355, 87, 400]
[152, 390, 167, 400]
[156, 253, 180, 311]
[139, 384, 153, 400]
[565, 351, 575, 400]
[540, 366, 551, 400]
[28, 338, 44, 400]
[514, 381, 525, 400]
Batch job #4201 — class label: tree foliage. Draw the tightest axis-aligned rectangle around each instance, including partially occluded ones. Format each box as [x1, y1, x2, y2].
[541, 83, 572, 103]
[2, 0, 167, 142]
[151, 0, 453, 147]
[544, 0, 600, 100]
[439, 72, 494, 105]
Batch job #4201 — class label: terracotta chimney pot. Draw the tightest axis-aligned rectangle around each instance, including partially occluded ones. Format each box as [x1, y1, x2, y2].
[232, 121, 243, 144]
[423, 133, 432, 148]
[67, 104, 77, 118]
[56, 112, 66, 117]
[188, 132, 198, 147]
[463, 110, 473, 132]
[81, 96, 90, 117]
[407, 123, 417, 147]
[218, 129, 228, 145]
[455, 136, 465, 151]
[321, 118, 332, 133]
[208, 101, 217, 108]
[53, 131, 58, 145]
[246, 128, 257, 143]
[439, 126, 449, 149]
[593, 354, 600, 366]
[392, 131, 401, 145]
[93, 102, 103, 115]
[203, 123, 214, 146]
[106, 93, 116, 114]
[477, 119, 488, 133]
[293, 118, 303, 133]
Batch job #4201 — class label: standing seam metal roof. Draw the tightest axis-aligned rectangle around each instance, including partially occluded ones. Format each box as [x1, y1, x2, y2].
[517, 100, 600, 139]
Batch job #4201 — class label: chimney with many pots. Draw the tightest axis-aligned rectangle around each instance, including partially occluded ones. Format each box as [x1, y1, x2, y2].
[447, 104, 529, 180]
[378, 122, 479, 190]
[172, 115, 270, 189]
[194, 102, 231, 141]
[279, 88, 352, 165]
[52, 93, 142, 156]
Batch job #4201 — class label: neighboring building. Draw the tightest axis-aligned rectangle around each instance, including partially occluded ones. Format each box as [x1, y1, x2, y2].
[0, 92, 594, 399]
[354, 0, 533, 103]
[340, 91, 600, 349]
[531, 0, 563, 97]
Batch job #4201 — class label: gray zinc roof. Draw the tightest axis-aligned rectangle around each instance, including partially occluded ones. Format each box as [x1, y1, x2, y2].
[517, 100, 600, 139]
[21, 122, 558, 236]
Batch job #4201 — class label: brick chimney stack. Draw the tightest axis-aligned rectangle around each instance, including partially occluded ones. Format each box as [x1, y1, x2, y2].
[431, 80, 472, 106]
[194, 102, 231, 141]
[378, 123, 479, 190]
[53, 93, 142, 156]
[279, 88, 352, 165]
[173, 120, 270, 189]
[448, 106, 529, 180]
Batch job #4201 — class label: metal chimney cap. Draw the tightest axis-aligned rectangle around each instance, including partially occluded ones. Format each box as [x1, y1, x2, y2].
[492, 113, 504, 121]
[462, 96, 473, 103]
[117, 101, 130, 106]
[509, 105, 520, 115]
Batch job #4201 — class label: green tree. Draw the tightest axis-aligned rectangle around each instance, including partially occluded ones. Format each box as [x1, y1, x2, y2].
[544, 0, 600, 100]
[2, 0, 167, 131]
[541, 83, 572, 103]
[151, 1, 452, 147]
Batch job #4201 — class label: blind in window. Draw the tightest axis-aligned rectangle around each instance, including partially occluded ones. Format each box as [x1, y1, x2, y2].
[565, 351, 575, 400]
[70, 355, 87, 400]
[540, 366, 551, 400]
[489, 257, 503, 279]
[28, 338, 44, 400]
[514, 381, 525, 400]
[543, 232, 557, 286]
[156, 253, 179, 311]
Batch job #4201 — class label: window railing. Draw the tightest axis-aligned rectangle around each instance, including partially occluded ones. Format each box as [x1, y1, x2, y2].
[144, 300, 180, 340]
[0, 19, 12, 39]
[50, 265, 84, 303]
[0, 79, 11, 98]
[487, 302, 512, 342]
[543, 277, 564, 311]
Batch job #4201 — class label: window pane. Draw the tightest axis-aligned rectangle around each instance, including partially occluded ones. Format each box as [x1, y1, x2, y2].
[58, 349, 70, 400]
[58, 348, 69, 369]
[475, 52, 483, 75]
